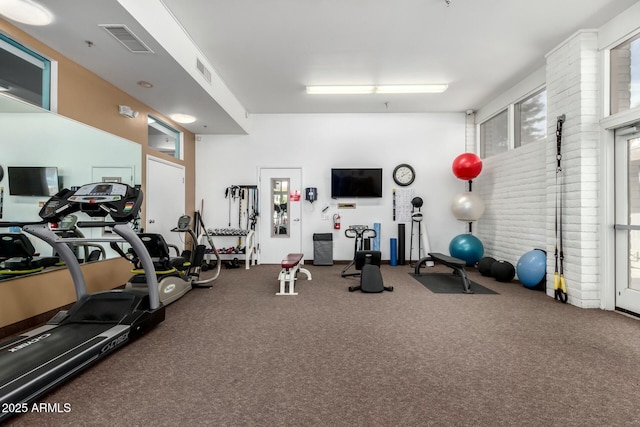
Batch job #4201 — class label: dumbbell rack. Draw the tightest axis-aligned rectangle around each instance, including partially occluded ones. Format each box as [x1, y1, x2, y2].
[201, 228, 258, 269]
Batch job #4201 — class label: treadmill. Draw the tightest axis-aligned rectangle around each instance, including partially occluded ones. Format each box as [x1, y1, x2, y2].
[0, 182, 165, 422]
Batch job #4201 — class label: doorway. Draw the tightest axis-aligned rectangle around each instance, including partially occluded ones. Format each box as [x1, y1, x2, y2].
[614, 126, 640, 314]
[259, 168, 302, 264]
[146, 156, 185, 251]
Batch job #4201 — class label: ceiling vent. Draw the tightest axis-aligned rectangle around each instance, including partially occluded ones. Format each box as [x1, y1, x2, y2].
[99, 24, 154, 54]
[196, 58, 212, 84]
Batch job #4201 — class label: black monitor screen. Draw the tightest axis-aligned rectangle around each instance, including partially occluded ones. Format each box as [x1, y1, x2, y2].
[8, 166, 60, 196]
[331, 168, 383, 198]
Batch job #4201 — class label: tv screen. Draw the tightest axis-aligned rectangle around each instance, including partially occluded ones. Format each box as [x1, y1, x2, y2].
[8, 166, 60, 196]
[331, 168, 383, 198]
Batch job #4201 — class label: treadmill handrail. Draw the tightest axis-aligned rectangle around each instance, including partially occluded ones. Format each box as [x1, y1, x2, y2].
[0, 220, 48, 227]
[76, 221, 118, 228]
[24, 224, 89, 299]
[112, 224, 160, 309]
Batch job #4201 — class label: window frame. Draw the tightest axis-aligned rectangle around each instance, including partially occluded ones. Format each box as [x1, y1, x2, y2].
[609, 32, 640, 116]
[0, 32, 52, 110]
[514, 88, 547, 148]
[478, 85, 547, 159]
[147, 115, 183, 160]
[479, 108, 509, 159]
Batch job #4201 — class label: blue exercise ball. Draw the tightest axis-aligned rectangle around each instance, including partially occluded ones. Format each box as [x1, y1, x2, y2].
[449, 234, 484, 266]
[516, 249, 546, 288]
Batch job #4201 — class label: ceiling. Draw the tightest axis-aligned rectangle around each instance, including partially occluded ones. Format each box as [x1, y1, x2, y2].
[4, 0, 638, 135]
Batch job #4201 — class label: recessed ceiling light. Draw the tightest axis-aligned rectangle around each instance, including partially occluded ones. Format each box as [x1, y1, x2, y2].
[306, 84, 448, 95]
[0, 0, 54, 26]
[170, 113, 196, 124]
[137, 80, 153, 88]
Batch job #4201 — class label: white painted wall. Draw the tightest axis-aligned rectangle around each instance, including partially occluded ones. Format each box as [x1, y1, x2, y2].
[196, 113, 466, 262]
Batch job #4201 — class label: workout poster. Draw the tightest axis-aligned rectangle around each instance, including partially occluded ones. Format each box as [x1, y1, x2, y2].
[395, 188, 416, 223]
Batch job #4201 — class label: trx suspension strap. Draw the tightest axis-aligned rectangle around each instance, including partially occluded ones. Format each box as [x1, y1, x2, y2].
[554, 114, 568, 303]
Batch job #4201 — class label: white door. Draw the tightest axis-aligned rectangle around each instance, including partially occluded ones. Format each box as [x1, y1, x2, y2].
[259, 168, 302, 264]
[614, 126, 640, 314]
[146, 156, 185, 252]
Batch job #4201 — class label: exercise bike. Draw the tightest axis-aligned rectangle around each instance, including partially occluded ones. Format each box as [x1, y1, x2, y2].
[347, 250, 394, 293]
[0, 232, 60, 278]
[115, 215, 218, 305]
[342, 225, 393, 293]
[341, 225, 377, 278]
[52, 214, 106, 263]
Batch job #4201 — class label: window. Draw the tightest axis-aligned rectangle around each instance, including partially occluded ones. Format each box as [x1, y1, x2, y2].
[515, 89, 547, 147]
[610, 33, 640, 115]
[0, 33, 52, 109]
[147, 115, 182, 159]
[271, 178, 289, 237]
[479, 109, 508, 158]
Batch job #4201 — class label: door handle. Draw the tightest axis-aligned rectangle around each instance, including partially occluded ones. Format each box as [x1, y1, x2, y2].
[149, 219, 155, 224]
[293, 218, 300, 222]
[614, 224, 640, 230]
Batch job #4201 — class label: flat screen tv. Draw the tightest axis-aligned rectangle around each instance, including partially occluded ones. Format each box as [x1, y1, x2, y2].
[8, 166, 60, 196]
[331, 168, 383, 198]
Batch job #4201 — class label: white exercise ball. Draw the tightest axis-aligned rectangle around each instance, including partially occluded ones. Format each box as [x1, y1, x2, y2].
[451, 192, 485, 221]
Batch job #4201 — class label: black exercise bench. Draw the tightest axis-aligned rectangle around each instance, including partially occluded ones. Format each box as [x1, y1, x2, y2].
[414, 252, 473, 294]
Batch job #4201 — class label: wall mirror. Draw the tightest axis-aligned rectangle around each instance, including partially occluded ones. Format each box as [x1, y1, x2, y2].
[0, 94, 142, 281]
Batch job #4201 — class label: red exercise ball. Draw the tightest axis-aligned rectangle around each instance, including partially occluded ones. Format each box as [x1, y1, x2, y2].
[452, 153, 483, 180]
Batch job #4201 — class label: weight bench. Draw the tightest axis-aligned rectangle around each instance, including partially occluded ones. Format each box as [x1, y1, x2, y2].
[277, 253, 312, 295]
[414, 252, 473, 294]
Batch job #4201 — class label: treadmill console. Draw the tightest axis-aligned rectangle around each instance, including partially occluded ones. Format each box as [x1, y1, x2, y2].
[39, 183, 143, 223]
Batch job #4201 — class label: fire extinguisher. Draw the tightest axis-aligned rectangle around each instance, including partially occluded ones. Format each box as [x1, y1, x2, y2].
[333, 213, 341, 230]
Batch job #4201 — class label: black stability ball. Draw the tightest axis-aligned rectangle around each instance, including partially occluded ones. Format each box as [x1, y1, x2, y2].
[491, 260, 515, 282]
[477, 257, 496, 276]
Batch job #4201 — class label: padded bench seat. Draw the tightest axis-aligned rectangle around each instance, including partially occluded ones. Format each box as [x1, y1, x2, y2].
[277, 253, 312, 295]
[414, 252, 473, 294]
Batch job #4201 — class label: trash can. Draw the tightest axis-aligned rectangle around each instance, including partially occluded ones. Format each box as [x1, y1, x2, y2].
[313, 233, 333, 266]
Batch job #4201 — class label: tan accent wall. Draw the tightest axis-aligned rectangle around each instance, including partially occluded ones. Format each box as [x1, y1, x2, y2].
[0, 259, 132, 326]
[0, 19, 197, 328]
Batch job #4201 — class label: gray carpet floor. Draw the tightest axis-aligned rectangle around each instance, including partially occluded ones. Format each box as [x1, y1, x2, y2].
[6, 263, 640, 426]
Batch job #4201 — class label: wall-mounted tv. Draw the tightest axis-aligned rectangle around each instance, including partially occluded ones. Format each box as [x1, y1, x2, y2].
[8, 166, 60, 196]
[331, 168, 383, 198]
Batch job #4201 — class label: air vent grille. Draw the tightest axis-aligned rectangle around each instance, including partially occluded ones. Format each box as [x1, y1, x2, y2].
[99, 24, 154, 54]
[196, 58, 212, 83]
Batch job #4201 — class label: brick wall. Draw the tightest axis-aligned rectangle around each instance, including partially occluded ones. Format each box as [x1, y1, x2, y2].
[474, 30, 601, 308]
[545, 30, 601, 307]
[474, 140, 547, 265]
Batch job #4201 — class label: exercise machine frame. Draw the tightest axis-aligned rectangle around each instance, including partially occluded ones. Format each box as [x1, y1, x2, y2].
[0, 182, 164, 422]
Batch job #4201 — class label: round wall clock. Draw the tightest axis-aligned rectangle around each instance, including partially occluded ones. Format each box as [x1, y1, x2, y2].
[393, 163, 415, 186]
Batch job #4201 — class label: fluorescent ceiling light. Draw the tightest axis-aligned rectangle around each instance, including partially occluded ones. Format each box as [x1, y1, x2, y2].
[306, 84, 448, 95]
[375, 84, 448, 94]
[306, 85, 375, 95]
[170, 113, 197, 124]
[0, 0, 54, 26]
